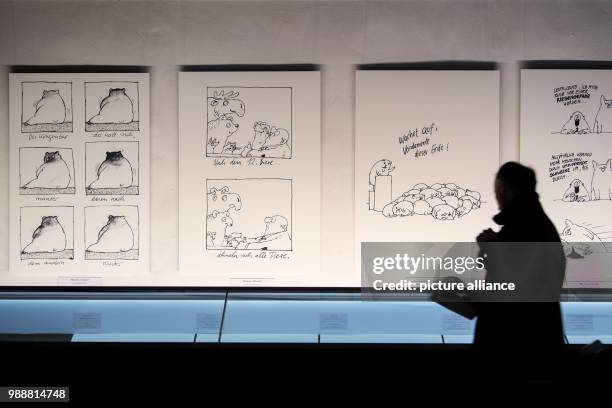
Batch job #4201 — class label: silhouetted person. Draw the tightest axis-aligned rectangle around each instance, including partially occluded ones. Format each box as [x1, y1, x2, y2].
[474, 162, 566, 373]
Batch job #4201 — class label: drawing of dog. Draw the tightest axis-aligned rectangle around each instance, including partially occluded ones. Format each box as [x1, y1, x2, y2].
[591, 159, 612, 200]
[594, 95, 612, 133]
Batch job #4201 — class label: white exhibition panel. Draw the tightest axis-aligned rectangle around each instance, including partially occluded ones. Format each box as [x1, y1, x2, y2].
[520, 70, 612, 288]
[5, 73, 150, 286]
[179, 71, 323, 287]
[354, 70, 500, 273]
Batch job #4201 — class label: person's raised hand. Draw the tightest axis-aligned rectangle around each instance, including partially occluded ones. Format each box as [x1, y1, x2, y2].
[477, 228, 497, 242]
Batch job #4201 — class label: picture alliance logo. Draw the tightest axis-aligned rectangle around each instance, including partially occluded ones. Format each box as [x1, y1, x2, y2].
[371, 253, 487, 275]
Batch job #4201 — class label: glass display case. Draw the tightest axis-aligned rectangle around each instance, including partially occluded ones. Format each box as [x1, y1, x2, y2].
[1, 291, 611, 345]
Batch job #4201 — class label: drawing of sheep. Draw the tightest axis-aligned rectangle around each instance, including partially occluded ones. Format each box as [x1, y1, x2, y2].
[382, 181, 482, 221]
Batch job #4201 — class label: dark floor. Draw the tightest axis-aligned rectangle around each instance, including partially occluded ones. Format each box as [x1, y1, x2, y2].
[1, 341, 611, 402]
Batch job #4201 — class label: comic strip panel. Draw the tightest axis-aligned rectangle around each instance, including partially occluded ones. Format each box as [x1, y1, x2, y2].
[206, 178, 292, 251]
[84, 205, 139, 260]
[20, 206, 74, 260]
[85, 81, 139, 132]
[85, 141, 139, 195]
[21, 81, 73, 133]
[19, 147, 75, 195]
[206, 87, 292, 159]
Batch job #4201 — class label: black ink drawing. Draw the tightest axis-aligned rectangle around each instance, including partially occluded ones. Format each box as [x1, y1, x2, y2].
[368, 160, 481, 221]
[206, 210, 234, 248]
[562, 179, 590, 202]
[205, 179, 292, 251]
[207, 114, 239, 155]
[368, 159, 395, 211]
[559, 159, 612, 202]
[85, 82, 139, 132]
[205, 87, 292, 159]
[84, 206, 139, 260]
[561, 111, 591, 134]
[20, 148, 75, 195]
[21, 82, 73, 133]
[20, 206, 74, 260]
[560, 219, 612, 258]
[208, 90, 245, 119]
[594, 95, 612, 133]
[240, 121, 291, 158]
[555, 94, 612, 134]
[207, 186, 242, 213]
[591, 159, 612, 200]
[85, 142, 139, 195]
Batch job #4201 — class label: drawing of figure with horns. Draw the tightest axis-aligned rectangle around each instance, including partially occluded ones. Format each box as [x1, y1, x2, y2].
[207, 89, 245, 121]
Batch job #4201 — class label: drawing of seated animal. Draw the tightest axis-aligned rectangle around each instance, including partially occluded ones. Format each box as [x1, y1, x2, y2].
[232, 215, 291, 251]
[87, 215, 134, 253]
[207, 186, 242, 213]
[88, 88, 134, 124]
[560, 219, 608, 257]
[594, 95, 612, 133]
[22, 151, 71, 189]
[561, 111, 591, 134]
[24, 90, 66, 125]
[207, 115, 239, 155]
[88, 151, 133, 189]
[562, 179, 590, 202]
[591, 159, 612, 200]
[207, 90, 245, 120]
[206, 210, 233, 248]
[22, 216, 66, 254]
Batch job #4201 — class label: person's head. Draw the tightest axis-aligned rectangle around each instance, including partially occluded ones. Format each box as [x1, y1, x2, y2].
[495, 162, 536, 210]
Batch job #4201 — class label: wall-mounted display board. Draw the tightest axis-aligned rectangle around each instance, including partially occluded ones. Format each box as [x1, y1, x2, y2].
[521, 70, 612, 288]
[355, 70, 500, 279]
[5, 73, 150, 287]
[179, 72, 321, 287]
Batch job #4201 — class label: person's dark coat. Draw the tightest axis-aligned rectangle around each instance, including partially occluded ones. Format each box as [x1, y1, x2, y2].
[474, 191, 566, 353]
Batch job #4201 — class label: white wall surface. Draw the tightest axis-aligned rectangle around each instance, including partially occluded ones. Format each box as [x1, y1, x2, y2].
[1, 0, 611, 282]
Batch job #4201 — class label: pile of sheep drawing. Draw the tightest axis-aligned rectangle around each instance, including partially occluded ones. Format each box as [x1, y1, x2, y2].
[369, 159, 482, 221]
[383, 183, 481, 220]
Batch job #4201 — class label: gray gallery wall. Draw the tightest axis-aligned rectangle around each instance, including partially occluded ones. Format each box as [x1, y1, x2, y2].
[1, 0, 611, 280]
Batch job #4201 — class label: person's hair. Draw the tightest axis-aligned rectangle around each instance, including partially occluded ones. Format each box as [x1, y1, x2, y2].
[496, 162, 536, 193]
